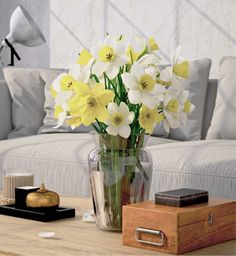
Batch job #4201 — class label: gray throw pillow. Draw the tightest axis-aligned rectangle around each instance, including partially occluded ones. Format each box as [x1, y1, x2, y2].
[3, 68, 46, 139]
[206, 56, 236, 139]
[0, 79, 12, 139]
[38, 70, 92, 134]
[169, 58, 212, 141]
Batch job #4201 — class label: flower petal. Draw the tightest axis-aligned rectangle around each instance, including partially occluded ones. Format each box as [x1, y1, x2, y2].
[75, 82, 91, 97]
[160, 67, 173, 82]
[81, 113, 95, 126]
[106, 63, 119, 79]
[118, 102, 129, 117]
[121, 73, 137, 89]
[126, 112, 134, 124]
[108, 102, 119, 113]
[118, 125, 131, 138]
[69, 64, 81, 80]
[141, 93, 157, 109]
[131, 63, 144, 81]
[92, 61, 109, 77]
[97, 90, 114, 106]
[106, 126, 119, 136]
[163, 119, 170, 133]
[55, 91, 73, 105]
[128, 89, 141, 104]
[113, 55, 127, 67]
[96, 106, 109, 122]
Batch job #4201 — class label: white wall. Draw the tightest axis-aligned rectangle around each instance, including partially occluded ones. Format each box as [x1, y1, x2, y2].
[50, 0, 236, 78]
[0, 0, 50, 68]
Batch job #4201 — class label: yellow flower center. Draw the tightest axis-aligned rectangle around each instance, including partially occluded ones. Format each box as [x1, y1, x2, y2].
[87, 97, 97, 108]
[145, 112, 152, 120]
[111, 113, 124, 126]
[60, 75, 77, 91]
[183, 100, 191, 113]
[166, 99, 179, 112]
[139, 74, 155, 91]
[98, 45, 115, 62]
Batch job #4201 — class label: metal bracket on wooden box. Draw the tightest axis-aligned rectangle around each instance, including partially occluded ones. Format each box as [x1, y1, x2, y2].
[135, 227, 165, 246]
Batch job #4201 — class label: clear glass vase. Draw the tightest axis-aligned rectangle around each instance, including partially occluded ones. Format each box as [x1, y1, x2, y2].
[88, 133, 153, 231]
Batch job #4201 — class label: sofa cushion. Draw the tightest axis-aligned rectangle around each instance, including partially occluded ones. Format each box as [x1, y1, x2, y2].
[207, 56, 236, 139]
[201, 79, 218, 139]
[0, 134, 175, 196]
[3, 68, 63, 139]
[38, 70, 93, 134]
[148, 140, 236, 199]
[0, 79, 12, 140]
[169, 58, 211, 141]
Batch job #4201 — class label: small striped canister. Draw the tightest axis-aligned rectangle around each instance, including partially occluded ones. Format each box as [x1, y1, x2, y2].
[3, 173, 34, 200]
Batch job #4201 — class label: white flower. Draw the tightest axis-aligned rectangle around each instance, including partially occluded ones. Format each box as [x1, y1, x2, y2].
[159, 46, 189, 89]
[178, 90, 195, 126]
[51, 62, 92, 127]
[162, 87, 194, 133]
[162, 87, 183, 133]
[91, 35, 128, 79]
[121, 63, 165, 108]
[105, 102, 134, 138]
[51, 73, 74, 106]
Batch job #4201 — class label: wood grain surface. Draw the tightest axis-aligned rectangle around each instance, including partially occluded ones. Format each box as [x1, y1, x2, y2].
[0, 195, 235, 256]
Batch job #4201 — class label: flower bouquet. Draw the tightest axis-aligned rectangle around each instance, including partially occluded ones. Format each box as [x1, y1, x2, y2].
[51, 35, 194, 230]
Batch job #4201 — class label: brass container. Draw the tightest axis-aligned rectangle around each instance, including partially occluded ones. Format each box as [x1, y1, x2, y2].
[26, 183, 60, 209]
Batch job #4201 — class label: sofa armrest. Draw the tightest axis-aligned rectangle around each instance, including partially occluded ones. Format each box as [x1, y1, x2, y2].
[0, 79, 12, 140]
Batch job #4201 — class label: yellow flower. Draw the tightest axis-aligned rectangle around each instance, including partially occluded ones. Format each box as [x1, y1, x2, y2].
[139, 106, 164, 134]
[69, 83, 114, 126]
[60, 74, 80, 92]
[54, 105, 64, 119]
[148, 37, 159, 51]
[77, 49, 92, 66]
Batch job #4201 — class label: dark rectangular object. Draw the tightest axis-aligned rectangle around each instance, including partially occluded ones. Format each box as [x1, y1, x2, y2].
[155, 188, 208, 207]
[0, 204, 75, 222]
[15, 186, 39, 209]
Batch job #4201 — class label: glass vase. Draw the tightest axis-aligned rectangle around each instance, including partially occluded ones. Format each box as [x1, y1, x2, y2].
[88, 133, 153, 231]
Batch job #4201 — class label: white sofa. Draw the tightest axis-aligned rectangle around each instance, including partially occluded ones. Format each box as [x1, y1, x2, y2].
[0, 77, 235, 199]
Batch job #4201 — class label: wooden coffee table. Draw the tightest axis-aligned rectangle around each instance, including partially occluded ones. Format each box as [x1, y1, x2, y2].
[0, 195, 235, 256]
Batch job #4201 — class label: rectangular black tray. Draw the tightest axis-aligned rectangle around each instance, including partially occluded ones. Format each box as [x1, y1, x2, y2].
[0, 204, 75, 222]
[155, 188, 209, 207]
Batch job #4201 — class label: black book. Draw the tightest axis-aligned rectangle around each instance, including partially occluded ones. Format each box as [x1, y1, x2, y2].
[155, 188, 208, 207]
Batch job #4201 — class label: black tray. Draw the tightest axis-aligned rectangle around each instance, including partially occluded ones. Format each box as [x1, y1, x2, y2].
[0, 204, 75, 222]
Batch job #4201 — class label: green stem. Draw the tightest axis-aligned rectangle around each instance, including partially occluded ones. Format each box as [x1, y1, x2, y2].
[95, 119, 106, 133]
[104, 74, 121, 101]
[91, 74, 99, 83]
[91, 123, 101, 133]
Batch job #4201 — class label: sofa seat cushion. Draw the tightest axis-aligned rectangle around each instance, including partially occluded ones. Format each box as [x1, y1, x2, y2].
[148, 140, 236, 199]
[0, 134, 175, 196]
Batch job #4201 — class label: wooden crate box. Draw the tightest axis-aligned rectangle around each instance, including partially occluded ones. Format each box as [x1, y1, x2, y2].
[123, 198, 236, 255]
